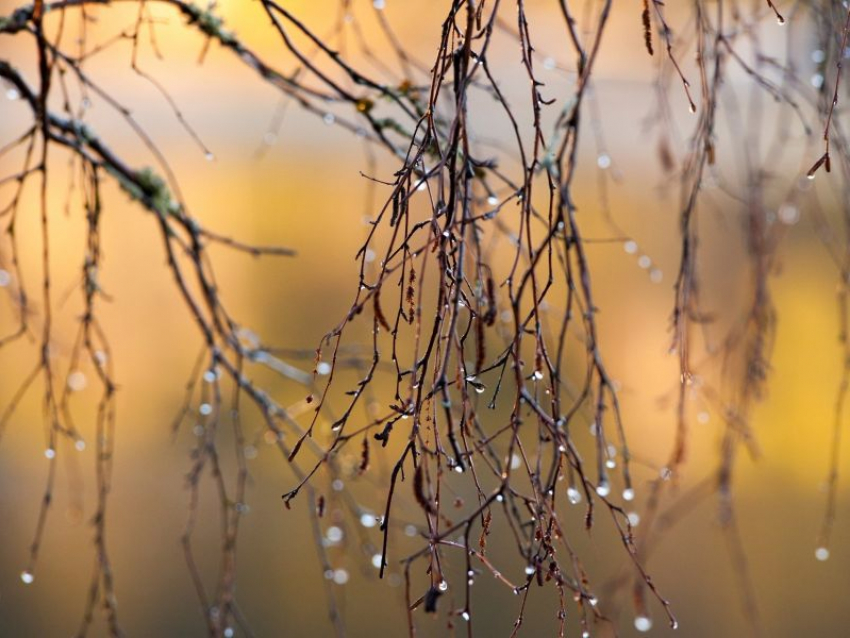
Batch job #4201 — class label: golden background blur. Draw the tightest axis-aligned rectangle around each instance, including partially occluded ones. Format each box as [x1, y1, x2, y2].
[0, 1, 848, 636]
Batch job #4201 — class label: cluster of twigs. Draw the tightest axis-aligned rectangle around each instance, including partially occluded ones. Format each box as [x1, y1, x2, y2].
[1, 0, 849, 636]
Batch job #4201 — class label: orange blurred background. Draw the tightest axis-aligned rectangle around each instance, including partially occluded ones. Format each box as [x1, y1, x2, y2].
[0, 1, 847, 636]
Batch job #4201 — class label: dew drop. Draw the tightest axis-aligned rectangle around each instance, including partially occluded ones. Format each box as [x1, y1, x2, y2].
[649, 268, 663, 283]
[496, 494, 504, 503]
[332, 479, 344, 491]
[634, 615, 653, 632]
[588, 595, 598, 607]
[637, 255, 651, 269]
[223, 628, 234, 638]
[204, 152, 215, 161]
[20, 570, 34, 585]
[595, 481, 610, 497]
[487, 195, 499, 206]
[372, 554, 383, 568]
[360, 513, 377, 528]
[0, 269, 10, 287]
[543, 57, 556, 71]
[624, 240, 638, 254]
[75, 439, 86, 452]
[461, 611, 470, 621]
[511, 454, 522, 469]
[44, 448, 56, 459]
[778, 203, 800, 225]
[6, 88, 20, 100]
[67, 371, 87, 392]
[373, 0, 386, 8]
[323, 113, 336, 125]
[317, 362, 332, 375]
[628, 511, 641, 526]
[203, 370, 216, 383]
[567, 487, 582, 505]
[333, 569, 349, 585]
[199, 403, 213, 416]
[622, 488, 635, 501]
[815, 547, 830, 561]
[532, 370, 544, 381]
[524, 565, 535, 576]
[438, 580, 449, 592]
[326, 526, 343, 543]
[596, 153, 611, 169]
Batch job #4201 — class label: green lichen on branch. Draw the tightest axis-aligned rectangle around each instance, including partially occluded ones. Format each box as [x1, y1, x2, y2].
[109, 166, 179, 218]
[183, 2, 236, 46]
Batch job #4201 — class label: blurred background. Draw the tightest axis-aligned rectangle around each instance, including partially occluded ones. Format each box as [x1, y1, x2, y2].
[0, 0, 848, 636]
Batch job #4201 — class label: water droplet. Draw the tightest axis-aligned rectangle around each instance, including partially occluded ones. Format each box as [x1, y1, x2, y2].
[204, 152, 215, 161]
[405, 524, 417, 537]
[372, 554, 383, 568]
[812, 49, 826, 63]
[660, 467, 673, 481]
[67, 371, 87, 392]
[438, 580, 448, 592]
[203, 370, 216, 383]
[605, 459, 616, 469]
[524, 565, 535, 575]
[596, 481, 610, 497]
[815, 547, 830, 561]
[326, 526, 343, 543]
[364, 249, 376, 264]
[75, 439, 86, 452]
[588, 595, 598, 607]
[582, 632, 590, 638]
[637, 255, 651, 269]
[223, 628, 234, 638]
[323, 113, 336, 125]
[567, 487, 582, 504]
[532, 370, 544, 381]
[649, 268, 663, 283]
[543, 57, 556, 71]
[44, 448, 56, 460]
[333, 569, 349, 585]
[778, 203, 800, 225]
[628, 511, 640, 526]
[624, 240, 638, 255]
[360, 513, 376, 528]
[20, 571, 34, 585]
[634, 615, 653, 632]
[6, 88, 21, 101]
[511, 454, 522, 469]
[332, 479, 344, 491]
[461, 611, 470, 621]
[495, 494, 504, 503]
[688, 103, 697, 114]
[596, 153, 611, 169]
[454, 465, 464, 473]
[199, 403, 213, 416]
[373, 0, 386, 8]
[317, 362, 332, 375]
[623, 488, 635, 501]
[0, 269, 10, 287]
